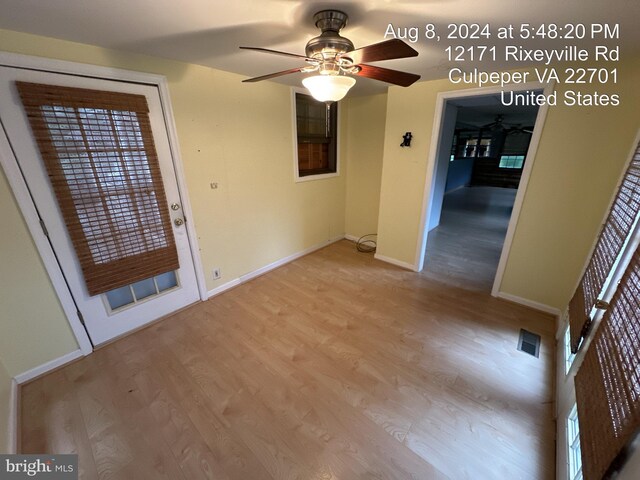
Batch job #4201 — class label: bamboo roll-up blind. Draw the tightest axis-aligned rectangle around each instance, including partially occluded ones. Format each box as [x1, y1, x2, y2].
[16, 82, 179, 296]
[575, 246, 640, 480]
[568, 142, 640, 353]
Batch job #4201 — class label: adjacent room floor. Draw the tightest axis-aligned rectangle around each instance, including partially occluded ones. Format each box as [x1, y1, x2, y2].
[423, 186, 518, 291]
[21, 240, 555, 479]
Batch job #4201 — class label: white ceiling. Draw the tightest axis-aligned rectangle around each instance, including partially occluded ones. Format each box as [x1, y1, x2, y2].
[0, 0, 638, 96]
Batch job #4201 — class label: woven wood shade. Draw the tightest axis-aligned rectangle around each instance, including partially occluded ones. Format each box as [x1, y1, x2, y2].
[17, 81, 179, 296]
[575, 246, 640, 480]
[295, 93, 336, 176]
[569, 142, 640, 353]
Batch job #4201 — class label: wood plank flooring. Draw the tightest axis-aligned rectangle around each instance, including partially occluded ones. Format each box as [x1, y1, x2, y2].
[21, 240, 556, 479]
[423, 186, 517, 291]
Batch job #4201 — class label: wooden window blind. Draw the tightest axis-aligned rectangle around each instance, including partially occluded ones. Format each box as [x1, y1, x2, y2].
[568, 142, 640, 353]
[16, 82, 179, 296]
[296, 93, 337, 176]
[574, 245, 640, 480]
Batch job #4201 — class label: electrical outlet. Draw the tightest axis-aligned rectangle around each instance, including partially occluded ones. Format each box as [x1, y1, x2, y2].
[212, 268, 221, 280]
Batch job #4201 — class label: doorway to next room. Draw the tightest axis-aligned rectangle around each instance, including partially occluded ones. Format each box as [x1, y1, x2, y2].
[422, 94, 540, 291]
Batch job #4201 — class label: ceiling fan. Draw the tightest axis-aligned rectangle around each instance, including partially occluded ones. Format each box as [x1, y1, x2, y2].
[482, 115, 534, 135]
[240, 9, 421, 102]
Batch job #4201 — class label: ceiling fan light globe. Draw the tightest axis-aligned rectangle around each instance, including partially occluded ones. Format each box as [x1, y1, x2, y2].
[302, 75, 356, 102]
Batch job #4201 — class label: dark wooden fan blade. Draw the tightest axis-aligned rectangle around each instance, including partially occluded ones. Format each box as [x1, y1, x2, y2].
[339, 39, 418, 64]
[356, 64, 420, 87]
[240, 46, 310, 60]
[242, 67, 306, 83]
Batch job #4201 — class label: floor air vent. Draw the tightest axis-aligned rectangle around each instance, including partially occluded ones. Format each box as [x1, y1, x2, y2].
[518, 329, 541, 358]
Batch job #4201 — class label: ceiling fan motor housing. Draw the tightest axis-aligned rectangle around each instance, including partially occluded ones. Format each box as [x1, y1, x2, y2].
[305, 10, 354, 65]
[240, 9, 420, 87]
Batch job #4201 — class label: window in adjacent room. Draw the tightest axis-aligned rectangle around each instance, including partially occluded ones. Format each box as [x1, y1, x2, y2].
[464, 137, 491, 158]
[450, 134, 457, 161]
[294, 92, 338, 180]
[499, 154, 525, 169]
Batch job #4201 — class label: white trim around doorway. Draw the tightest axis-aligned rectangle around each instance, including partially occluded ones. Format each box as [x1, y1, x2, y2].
[0, 123, 93, 354]
[0, 51, 207, 357]
[414, 81, 554, 300]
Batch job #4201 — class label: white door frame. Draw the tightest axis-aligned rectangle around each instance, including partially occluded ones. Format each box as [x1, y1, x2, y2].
[414, 81, 554, 298]
[0, 51, 207, 355]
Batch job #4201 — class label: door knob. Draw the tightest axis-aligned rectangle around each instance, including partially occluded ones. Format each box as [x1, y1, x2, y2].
[174, 218, 184, 226]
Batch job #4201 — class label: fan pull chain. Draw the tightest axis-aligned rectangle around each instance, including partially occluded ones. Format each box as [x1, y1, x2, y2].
[325, 102, 331, 137]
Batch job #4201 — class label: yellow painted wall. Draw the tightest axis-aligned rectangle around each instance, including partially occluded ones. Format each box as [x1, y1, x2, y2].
[377, 80, 441, 264]
[0, 168, 79, 375]
[500, 63, 639, 308]
[378, 56, 640, 309]
[0, 29, 346, 375]
[0, 357, 11, 452]
[344, 93, 387, 238]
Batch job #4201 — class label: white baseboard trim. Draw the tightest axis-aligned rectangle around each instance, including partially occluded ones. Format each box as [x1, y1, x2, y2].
[14, 349, 84, 385]
[374, 253, 418, 271]
[207, 236, 345, 299]
[344, 234, 359, 242]
[8, 378, 18, 453]
[496, 291, 561, 317]
[207, 278, 242, 298]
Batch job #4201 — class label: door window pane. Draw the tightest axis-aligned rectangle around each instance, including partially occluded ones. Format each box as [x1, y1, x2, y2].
[132, 277, 157, 300]
[105, 285, 135, 310]
[104, 271, 179, 312]
[156, 271, 178, 292]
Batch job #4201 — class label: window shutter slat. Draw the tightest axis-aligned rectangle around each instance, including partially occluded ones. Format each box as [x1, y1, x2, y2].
[574, 246, 640, 480]
[569, 142, 640, 352]
[295, 93, 337, 176]
[16, 82, 179, 296]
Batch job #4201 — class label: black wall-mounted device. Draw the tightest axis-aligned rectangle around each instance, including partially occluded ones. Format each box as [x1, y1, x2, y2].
[400, 132, 412, 147]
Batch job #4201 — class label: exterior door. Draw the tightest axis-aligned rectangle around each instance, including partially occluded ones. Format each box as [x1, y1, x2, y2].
[0, 66, 200, 346]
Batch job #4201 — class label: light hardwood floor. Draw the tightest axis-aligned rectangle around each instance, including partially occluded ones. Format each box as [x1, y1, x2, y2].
[21, 240, 555, 479]
[423, 186, 517, 291]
